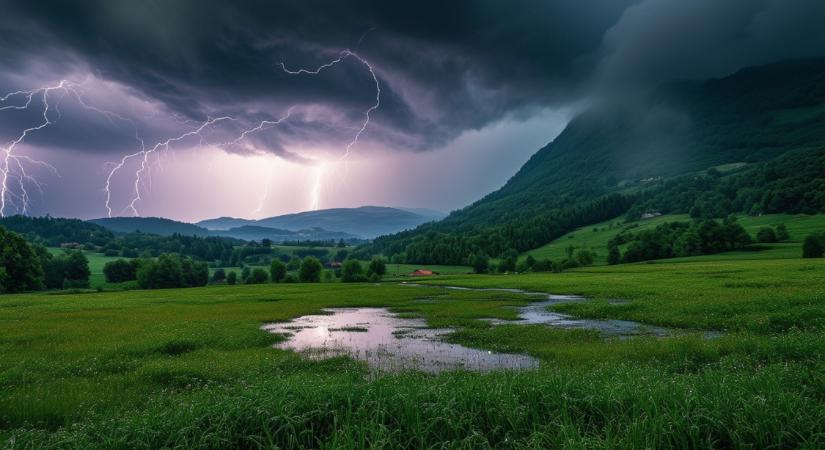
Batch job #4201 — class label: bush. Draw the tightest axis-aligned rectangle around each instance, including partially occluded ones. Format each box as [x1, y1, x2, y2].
[470, 254, 489, 274]
[341, 259, 366, 282]
[211, 268, 226, 283]
[756, 227, 777, 243]
[246, 268, 269, 284]
[367, 257, 387, 277]
[575, 250, 595, 266]
[802, 233, 824, 258]
[0, 227, 43, 293]
[42, 249, 91, 289]
[226, 271, 237, 285]
[103, 258, 139, 283]
[136, 253, 208, 289]
[270, 260, 287, 283]
[299, 257, 322, 283]
[776, 223, 790, 241]
[607, 245, 621, 265]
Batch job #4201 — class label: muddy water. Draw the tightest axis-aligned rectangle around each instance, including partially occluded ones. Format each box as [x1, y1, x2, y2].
[263, 308, 539, 373]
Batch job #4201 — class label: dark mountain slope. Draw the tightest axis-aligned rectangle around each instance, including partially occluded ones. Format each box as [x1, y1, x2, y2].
[370, 57, 825, 263]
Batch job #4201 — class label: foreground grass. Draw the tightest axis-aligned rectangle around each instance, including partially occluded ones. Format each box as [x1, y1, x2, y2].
[2, 257, 825, 448]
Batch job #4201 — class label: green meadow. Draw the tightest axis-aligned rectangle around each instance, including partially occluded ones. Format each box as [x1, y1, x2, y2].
[522, 213, 825, 264]
[3, 243, 825, 447]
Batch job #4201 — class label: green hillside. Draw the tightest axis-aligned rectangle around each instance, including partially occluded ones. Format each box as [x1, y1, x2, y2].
[371, 58, 825, 264]
[523, 213, 825, 265]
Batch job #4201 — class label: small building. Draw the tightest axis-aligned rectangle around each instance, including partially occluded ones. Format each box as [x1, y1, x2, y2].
[59, 242, 82, 249]
[410, 269, 436, 277]
[324, 261, 343, 269]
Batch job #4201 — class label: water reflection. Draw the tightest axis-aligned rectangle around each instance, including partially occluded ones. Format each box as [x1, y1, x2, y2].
[263, 308, 539, 373]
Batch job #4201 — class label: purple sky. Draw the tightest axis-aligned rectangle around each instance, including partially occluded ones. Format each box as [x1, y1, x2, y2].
[1, 1, 824, 221]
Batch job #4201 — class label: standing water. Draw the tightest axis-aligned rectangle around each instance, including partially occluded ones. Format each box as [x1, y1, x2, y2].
[263, 308, 539, 373]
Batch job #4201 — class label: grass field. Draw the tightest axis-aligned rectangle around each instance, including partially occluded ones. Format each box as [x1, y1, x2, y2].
[2, 249, 825, 447]
[47, 248, 128, 289]
[522, 213, 825, 265]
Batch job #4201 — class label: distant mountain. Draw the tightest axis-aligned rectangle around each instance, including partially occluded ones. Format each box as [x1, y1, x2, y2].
[197, 206, 438, 238]
[195, 217, 256, 230]
[89, 217, 209, 236]
[212, 225, 358, 242]
[89, 217, 360, 242]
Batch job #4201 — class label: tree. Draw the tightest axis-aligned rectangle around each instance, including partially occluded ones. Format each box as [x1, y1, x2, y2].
[470, 254, 489, 274]
[299, 257, 323, 282]
[0, 227, 43, 293]
[367, 257, 386, 277]
[525, 255, 536, 269]
[261, 238, 272, 248]
[104, 258, 138, 283]
[226, 271, 238, 285]
[607, 245, 621, 265]
[212, 268, 226, 283]
[341, 259, 366, 282]
[802, 233, 824, 258]
[756, 227, 777, 243]
[575, 250, 594, 266]
[241, 266, 251, 282]
[270, 260, 287, 283]
[286, 256, 301, 271]
[776, 223, 790, 241]
[137, 253, 183, 289]
[246, 268, 269, 284]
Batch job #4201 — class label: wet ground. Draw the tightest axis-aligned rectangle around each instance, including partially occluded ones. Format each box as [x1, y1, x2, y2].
[263, 308, 539, 373]
[264, 284, 679, 372]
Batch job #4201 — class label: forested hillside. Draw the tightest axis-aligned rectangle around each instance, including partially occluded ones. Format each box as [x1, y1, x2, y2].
[369, 58, 825, 264]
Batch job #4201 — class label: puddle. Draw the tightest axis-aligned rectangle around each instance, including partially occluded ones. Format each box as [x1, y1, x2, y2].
[402, 283, 668, 337]
[484, 300, 670, 337]
[263, 308, 538, 373]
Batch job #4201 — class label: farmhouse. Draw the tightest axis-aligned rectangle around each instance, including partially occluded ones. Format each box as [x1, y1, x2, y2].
[409, 269, 436, 277]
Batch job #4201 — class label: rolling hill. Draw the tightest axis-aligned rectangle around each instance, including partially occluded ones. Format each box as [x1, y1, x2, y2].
[89, 217, 360, 242]
[198, 206, 442, 239]
[370, 57, 825, 263]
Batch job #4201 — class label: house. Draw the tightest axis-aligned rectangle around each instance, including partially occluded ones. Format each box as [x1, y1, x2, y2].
[410, 269, 437, 277]
[59, 242, 82, 249]
[324, 261, 343, 269]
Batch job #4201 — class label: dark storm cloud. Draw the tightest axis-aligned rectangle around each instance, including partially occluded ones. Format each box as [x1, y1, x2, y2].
[1, 0, 825, 156]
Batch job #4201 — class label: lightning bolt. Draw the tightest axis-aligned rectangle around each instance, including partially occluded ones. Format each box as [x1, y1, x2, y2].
[0, 44, 379, 217]
[104, 107, 295, 217]
[280, 49, 380, 160]
[0, 80, 138, 216]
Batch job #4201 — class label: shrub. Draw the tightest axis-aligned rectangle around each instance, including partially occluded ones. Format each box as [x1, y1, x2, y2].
[270, 260, 287, 283]
[470, 254, 489, 274]
[367, 257, 387, 277]
[341, 259, 366, 282]
[802, 233, 824, 258]
[756, 227, 777, 243]
[246, 268, 269, 284]
[226, 271, 237, 285]
[776, 223, 790, 241]
[212, 268, 226, 283]
[299, 257, 323, 283]
[575, 250, 595, 266]
[104, 258, 139, 283]
[607, 245, 621, 265]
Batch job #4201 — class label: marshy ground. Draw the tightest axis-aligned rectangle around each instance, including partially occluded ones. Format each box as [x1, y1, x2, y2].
[2, 257, 825, 448]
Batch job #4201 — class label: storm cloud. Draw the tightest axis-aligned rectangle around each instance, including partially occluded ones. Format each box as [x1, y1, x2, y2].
[1, 0, 824, 219]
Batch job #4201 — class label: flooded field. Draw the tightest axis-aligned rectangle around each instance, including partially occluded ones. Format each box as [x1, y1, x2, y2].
[263, 308, 539, 373]
[264, 285, 676, 372]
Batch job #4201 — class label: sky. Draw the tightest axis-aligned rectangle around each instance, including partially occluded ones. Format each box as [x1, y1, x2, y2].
[1, 0, 824, 222]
